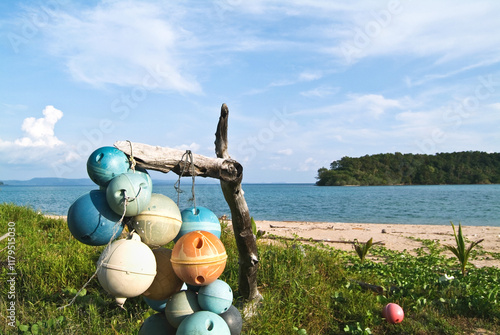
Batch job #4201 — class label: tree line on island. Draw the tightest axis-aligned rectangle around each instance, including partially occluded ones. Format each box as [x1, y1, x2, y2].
[316, 151, 500, 186]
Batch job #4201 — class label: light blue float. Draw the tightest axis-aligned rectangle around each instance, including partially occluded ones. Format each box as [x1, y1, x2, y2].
[106, 172, 152, 217]
[67, 190, 123, 246]
[177, 311, 231, 335]
[87, 146, 130, 187]
[198, 279, 233, 314]
[175, 206, 221, 242]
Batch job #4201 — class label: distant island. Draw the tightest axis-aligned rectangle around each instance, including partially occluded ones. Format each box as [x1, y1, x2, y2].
[316, 151, 500, 186]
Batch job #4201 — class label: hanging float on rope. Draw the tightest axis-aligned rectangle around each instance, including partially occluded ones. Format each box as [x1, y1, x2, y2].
[175, 206, 221, 242]
[106, 172, 152, 217]
[67, 190, 123, 246]
[87, 146, 130, 187]
[96, 233, 157, 307]
[171, 230, 227, 286]
[131, 194, 183, 247]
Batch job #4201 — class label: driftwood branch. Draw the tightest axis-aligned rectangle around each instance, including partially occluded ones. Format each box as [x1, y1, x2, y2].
[114, 141, 242, 182]
[215, 104, 262, 303]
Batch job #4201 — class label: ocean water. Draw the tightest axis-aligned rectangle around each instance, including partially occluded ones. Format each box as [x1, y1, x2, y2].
[0, 183, 498, 226]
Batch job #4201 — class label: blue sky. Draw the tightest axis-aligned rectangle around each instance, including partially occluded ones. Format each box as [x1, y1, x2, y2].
[1, 0, 499, 183]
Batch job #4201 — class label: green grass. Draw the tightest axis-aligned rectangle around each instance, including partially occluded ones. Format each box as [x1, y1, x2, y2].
[1, 203, 500, 334]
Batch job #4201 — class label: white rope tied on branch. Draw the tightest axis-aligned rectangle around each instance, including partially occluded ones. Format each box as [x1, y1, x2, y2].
[174, 150, 197, 210]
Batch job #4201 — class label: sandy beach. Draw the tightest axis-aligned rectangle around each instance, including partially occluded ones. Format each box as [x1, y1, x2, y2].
[254, 220, 500, 268]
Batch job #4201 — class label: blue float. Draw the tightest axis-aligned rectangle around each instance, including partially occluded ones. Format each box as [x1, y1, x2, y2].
[165, 290, 201, 328]
[198, 279, 233, 314]
[143, 296, 169, 313]
[175, 206, 221, 242]
[67, 190, 123, 246]
[106, 172, 152, 217]
[177, 311, 231, 335]
[87, 146, 130, 187]
[220, 305, 243, 335]
[138, 313, 176, 335]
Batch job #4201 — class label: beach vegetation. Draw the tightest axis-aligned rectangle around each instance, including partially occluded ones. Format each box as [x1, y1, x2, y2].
[316, 151, 500, 186]
[444, 221, 484, 276]
[353, 238, 373, 263]
[1, 204, 500, 334]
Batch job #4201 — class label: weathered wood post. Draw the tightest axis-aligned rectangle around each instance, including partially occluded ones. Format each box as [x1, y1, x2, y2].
[114, 103, 261, 303]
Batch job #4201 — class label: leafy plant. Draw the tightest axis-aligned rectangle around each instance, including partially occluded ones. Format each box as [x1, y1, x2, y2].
[353, 238, 373, 263]
[251, 216, 265, 240]
[444, 221, 484, 276]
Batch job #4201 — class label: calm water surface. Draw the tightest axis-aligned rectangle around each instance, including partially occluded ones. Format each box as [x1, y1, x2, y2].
[0, 184, 498, 226]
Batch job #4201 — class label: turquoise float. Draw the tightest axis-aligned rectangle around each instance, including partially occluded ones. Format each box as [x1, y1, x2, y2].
[165, 290, 201, 328]
[175, 206, 221, 242]
[198, 279, 233, 314]
[177, 311, 231, 335]
[87, 146, 130, 187]
[67, 190, 123, 246]
[106, 172, 152, 217]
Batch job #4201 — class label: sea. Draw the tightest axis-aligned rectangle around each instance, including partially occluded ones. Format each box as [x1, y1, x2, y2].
[0, 183, 499, 227]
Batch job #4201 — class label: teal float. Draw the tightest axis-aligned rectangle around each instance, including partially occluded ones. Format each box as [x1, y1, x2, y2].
[87, 146, 130, 187]
[138, 313, 176, 335]
[67, 190, 123, 246]
[198, 279, 233, 314]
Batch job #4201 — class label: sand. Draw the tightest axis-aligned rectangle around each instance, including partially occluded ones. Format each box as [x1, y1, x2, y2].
[47, 214, 500, 268]
[254, 220, 500, 268]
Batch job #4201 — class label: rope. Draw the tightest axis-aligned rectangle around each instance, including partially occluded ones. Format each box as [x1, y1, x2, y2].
[174, 150, 197, 210]
[126, 140, 136, 172]
[58, 196, 129, 310]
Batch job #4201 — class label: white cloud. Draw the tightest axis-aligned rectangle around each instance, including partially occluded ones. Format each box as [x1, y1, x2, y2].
[300, 86, 340, 98]
[175, 142, 201, 153]
[277, 148, 293, 155]
[0, 106, 64, 149]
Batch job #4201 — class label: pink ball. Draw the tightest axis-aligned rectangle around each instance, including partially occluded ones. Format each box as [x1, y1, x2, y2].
[383, 303, 404, 324]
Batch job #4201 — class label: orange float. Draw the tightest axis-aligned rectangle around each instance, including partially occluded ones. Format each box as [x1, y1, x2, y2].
[171, 230, 227, 286]
[142, 248, 184, 301]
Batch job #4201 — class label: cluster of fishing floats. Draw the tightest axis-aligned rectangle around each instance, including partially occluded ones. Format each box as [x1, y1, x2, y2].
[66, 146, 242, 335]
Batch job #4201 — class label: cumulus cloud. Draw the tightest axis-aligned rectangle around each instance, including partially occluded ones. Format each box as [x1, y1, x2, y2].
[0, 106, 64, 149]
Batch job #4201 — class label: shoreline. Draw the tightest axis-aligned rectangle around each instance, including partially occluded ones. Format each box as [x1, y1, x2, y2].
[254, 220, 500, 268]
[46, 215, 500, 268]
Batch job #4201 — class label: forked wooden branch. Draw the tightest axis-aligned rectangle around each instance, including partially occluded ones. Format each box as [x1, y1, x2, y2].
[113, 103, 261, 303]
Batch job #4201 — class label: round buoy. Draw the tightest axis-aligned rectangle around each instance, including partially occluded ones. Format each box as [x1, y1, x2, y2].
[106, 172, 152, 217]
[131, 194, 182, 247]
[171, 230, 227, 286]
[383, 303, 404, 324]
[177, 311, 231, 335]
[143, 296, 169, 313]
[165, 290, 201, 328]
[138, 313, 176, 335]
[175, 206, 221, 242]
[67, 190, 123, 246]
[142, 247, 184, 301]
[220, 305, 243, 335]
[96, 233, 156, 306]
[130, 166, 153, 191]
[198, 279, 233, 314]
[87, 146, 130, 187]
